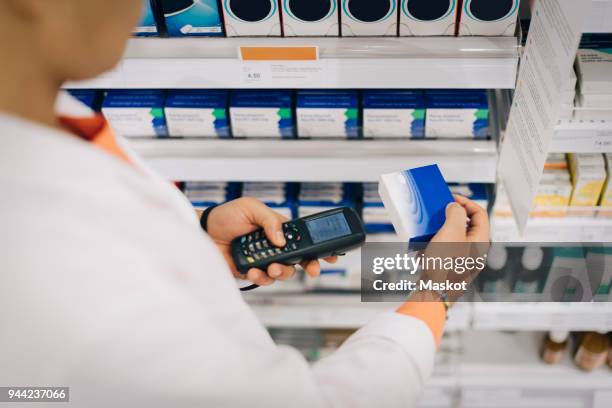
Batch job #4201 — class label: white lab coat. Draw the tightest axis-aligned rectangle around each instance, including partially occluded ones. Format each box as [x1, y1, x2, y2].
[0, 97, 437, 407]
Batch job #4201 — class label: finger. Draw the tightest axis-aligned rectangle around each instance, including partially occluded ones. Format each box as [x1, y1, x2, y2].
[246, 268, 275, 286]
[247, 199, 287, 247]
[267, 263, 295, 281]
[432, 202, 468, 242]
[454, 195, 490, 242]
[323, 255, 338, 264]
[301, 259, 321, 278]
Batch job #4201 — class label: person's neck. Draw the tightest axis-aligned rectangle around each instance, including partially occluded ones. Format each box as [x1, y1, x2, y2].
[0, 45, 61, 130]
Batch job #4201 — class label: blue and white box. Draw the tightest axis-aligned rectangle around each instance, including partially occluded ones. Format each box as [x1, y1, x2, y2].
[298, 182, 357, 217]
[230, 90, 294, 138]
[184, 181, 240, 209]
[134, 0, 159, 36]
[458, 0, 519, 36]
[67, 89, 103, 112]
[341, 0, 398, 36]
[296, 90, 359, 138]
[282, 0, 340, 36]
[363, 90, 426, 138]
[102, 90, 168, 138]
[425, 90, 489, 138]
[399, 0, 458, 36]
[222, 0, 282, 36]
[379, 165, 454, 243]
[165, 90, 229, 138]
[160, 0, 224, 37]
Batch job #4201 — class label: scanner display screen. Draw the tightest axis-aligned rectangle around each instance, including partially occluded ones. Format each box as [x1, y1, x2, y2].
[306, 213, 351, 243]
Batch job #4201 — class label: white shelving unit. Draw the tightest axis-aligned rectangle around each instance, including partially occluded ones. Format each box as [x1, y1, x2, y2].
[551, 120, 612, 153]
[584, 0, 612, 33]
[66, 37, 519, 90]
[491, 216, 612, 243]
[128, 138, 498, 183]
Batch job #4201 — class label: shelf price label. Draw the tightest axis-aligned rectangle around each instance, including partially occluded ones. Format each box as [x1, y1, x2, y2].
[238, 46, 328, 87]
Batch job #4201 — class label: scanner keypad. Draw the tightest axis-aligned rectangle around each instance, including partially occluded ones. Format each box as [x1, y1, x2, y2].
[240, 223, 302, 265]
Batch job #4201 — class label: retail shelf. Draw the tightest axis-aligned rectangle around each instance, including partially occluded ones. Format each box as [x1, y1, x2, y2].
[584, 0, 612, 33]
[472, 303, 612, 332]
[244, 293, 471, 331]
[491, 216, 612, 243]
[65, 37, 519, 89]
[128, 138, 498, 183]
[551, 120, 612, 153]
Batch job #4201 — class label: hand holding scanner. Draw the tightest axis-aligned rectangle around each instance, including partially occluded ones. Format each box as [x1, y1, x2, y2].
[231, 207, 366, 276]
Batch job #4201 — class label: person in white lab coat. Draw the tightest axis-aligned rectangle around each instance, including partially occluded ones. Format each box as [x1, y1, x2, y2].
[0, 1, 490, 407]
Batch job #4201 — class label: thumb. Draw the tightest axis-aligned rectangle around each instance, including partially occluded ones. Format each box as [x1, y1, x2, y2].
[432, 202, 468, 242]
[248, 200, 286, 247]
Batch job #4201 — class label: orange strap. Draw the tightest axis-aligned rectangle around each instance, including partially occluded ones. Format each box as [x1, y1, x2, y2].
[59, 114, 132, 164]
[396, 302, 446, 348]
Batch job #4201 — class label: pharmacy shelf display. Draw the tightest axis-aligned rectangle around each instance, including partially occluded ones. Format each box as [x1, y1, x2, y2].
[491, 216, 612, 243]
[66, 37, 519, 90]
[128, 138, 498, 183]
[551, 120, 612, 153]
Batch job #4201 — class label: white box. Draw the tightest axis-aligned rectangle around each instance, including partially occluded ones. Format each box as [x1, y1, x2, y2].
[340, 0, 398, 36]
[458, 0, 519, 36]
[282, 0, 340, 36]
[399, 0, 458, 36]
[576, 49, 612, 94]
[222, 0, 281, 36]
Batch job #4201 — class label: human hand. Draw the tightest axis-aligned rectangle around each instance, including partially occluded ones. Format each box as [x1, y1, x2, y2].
[206, 197, 337, 286]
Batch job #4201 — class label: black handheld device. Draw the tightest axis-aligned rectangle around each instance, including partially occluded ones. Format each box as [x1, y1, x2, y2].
[231, 207, 366, 280]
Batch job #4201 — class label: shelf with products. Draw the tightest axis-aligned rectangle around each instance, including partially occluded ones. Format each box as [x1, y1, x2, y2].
[551, 120, 612, 153]
[65, 37, 520, 90]
[491, 216, 612, 243]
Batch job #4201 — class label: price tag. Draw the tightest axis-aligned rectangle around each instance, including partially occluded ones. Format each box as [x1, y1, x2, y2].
[238, 46, 328, 87]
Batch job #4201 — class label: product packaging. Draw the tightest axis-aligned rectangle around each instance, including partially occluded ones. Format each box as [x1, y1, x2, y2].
[165, 90, 229, 138]
[362, 90, 426, 138]
[159, 0, 224, 37]
[599, 154, 612, 217]
[102, 90, 168, 138]
[222, 0, 282, 36]
[183, 182, 240, 208]
[477, 243, 510, 297]
[298, 183, 357, 217]
[362, 182, 395, 234]
[542, 331, 569, 365]
[379, 164, 454, 243]
[340, 0, 398, 36]
[541, 247, 590, 302]
[458, 0, 519, 36]
[574, 332, 610, 371]
[134, 0, 159, 36]
[230, 90, 294, 138]
[576, 49, 612, 94]
[282, 0, 340, 36]
[512, 246, 549, 299]
[531, 169, 573, 217]
[399, 0, 458, 36]
[568, 154, 606, 211]
[425, 90, 489, 138]
[242, 182, 298, 219]
[296, 90, 359, 138]
[67, 90, 103, 112]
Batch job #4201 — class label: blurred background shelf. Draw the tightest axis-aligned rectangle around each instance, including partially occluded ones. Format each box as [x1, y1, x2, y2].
[66, 37, 519, 90]
[128, 138, 498, 183]
[551, 120, 612, 153]
[491, 216, 612, 243]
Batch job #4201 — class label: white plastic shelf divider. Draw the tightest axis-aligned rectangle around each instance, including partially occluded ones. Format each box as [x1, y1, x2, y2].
[65, 37, 519, 89]
[491, 216, 612, 242]
[244, 293, 471, 331]
[127, 138, 497, 183]
[472, 302, 612, 332]
[551, 120, 612, 153]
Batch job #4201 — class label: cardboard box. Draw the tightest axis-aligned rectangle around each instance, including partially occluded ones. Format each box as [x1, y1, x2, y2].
[282, 0, 340, 36]
[399, 0, 458, 36]
[222, 0, 282, 36]
[576, 49, 612, 94]
[568, 153, 606, 209]
[379, 164, 454, 243]
[161, 0, 224, 37]
[102, 90, 168, 138]
[425, 90, 489, 138]
[134, 0, 159, 36]
[531, 169, 573, 217]
[296, 90, 359, 138]
[230, 90, 294, 138]
[362, 90, 426, 138]
[458, 0, 519, 36]
[340, 0, 398, 36]
[165, 90, 229, 138]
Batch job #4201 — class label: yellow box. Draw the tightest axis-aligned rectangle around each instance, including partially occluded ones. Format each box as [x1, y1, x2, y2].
[569, 154, 606, 208]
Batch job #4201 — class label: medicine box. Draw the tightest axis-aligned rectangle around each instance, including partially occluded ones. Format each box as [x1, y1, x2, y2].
[102, 90, 168, 138]
[222, 0, 282, 36]
[296, 90, 359, 138]
[576, 49, 612, 94]
[183, 182, 239, 209]
[160, 0, 224, 37]
[532, 169, 573, 217]
[379, 164, 454, 243]
[458, 0, 519, 36]
[230, 90, 294, 138]
[298, 183, 357, 218]
[134, 0, 159, 36]
[425, 90, 489, 138]
[362, 183, 395, 234]
[282, 0, 340, 36]
[340, 0, 398, 36]
[242, 182, 298, 219]
[165, 90, 229, 138]
[67, 89, 103, 112]
[362, 90, 425, 138]
[568, 153, 606, 208]
[399, 0, 458, 36]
